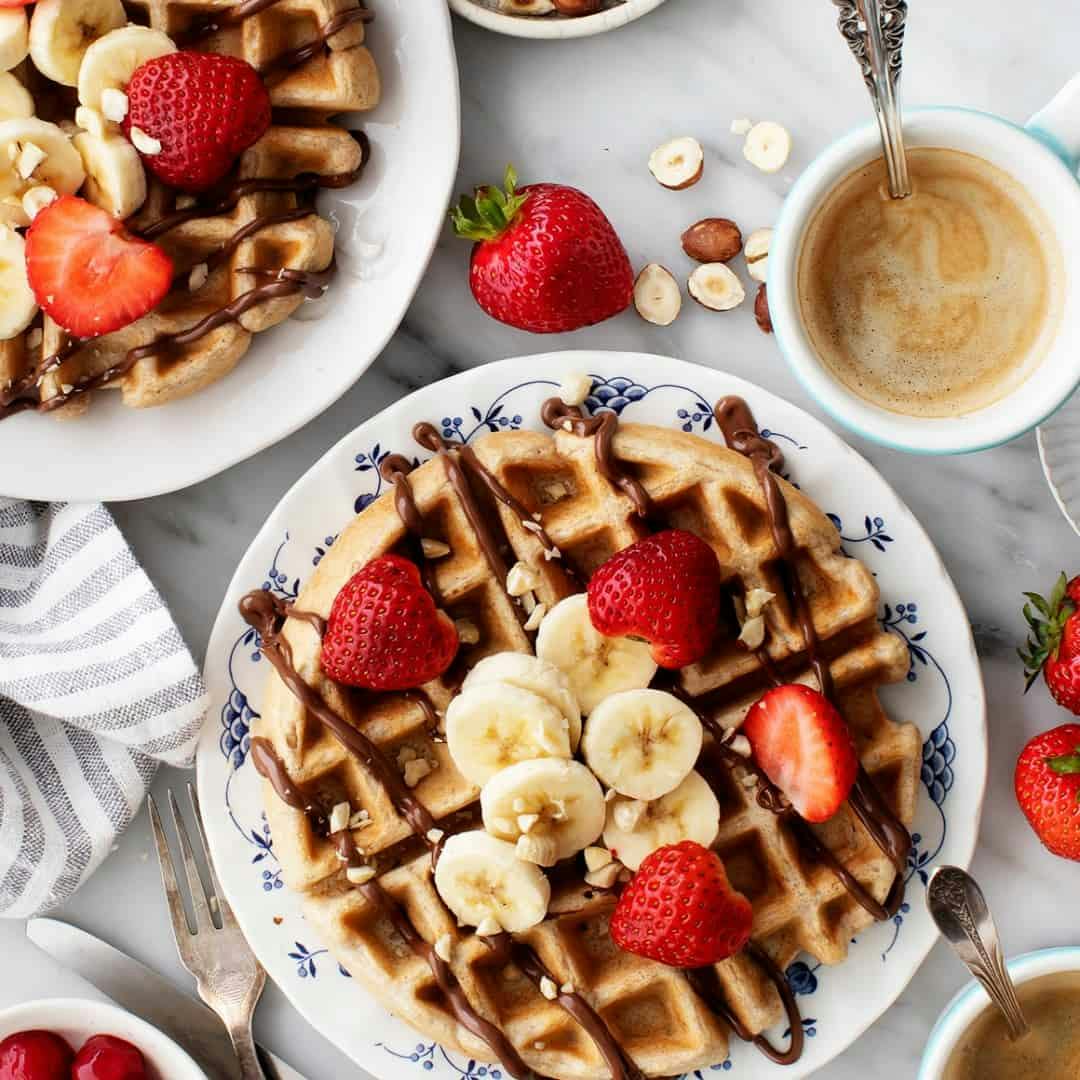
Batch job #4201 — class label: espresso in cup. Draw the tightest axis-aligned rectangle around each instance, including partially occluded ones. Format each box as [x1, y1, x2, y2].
[798, 147, 1065, 418]
[943, 969, 1080, 1079]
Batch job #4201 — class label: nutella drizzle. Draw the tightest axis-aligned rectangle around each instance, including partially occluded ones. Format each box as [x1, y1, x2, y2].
[379, 453, 441, 602]
[540, 399, 653, 518]
[686, 944, 804, 1067]
[259, 8, 375, 81]
[712, 396, 912, 914]
[238, 588, 437, 840]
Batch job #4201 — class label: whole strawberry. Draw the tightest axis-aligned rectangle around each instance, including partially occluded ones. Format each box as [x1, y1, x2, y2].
[1014, 723, 1080, 861]
[610, 841, 752, 968]
[321, 555, 458, 691]
[451, 166, 633, 333]
[587, 529, 722, 668]
[124, 52, 271, 192]
[1019, 572, 1080, 713]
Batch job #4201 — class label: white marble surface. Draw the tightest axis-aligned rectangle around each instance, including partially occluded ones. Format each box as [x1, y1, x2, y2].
[5, 1, 1080, 1076]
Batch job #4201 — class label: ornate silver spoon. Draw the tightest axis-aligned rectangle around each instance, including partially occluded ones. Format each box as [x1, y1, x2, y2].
[833, 0, 912, 197]
[927, 865, 1030, 1040]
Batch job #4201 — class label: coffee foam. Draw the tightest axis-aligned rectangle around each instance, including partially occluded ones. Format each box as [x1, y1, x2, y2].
[798, 147, 1064, 418]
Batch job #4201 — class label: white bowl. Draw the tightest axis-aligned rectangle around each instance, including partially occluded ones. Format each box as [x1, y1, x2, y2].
[0, 998, 206, 1080]
[917, 946, 1080, 1078]
[448, 0, 668, 39]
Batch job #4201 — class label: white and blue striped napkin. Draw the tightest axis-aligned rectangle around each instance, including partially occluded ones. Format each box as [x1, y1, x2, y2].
[0, 499, 208, 918]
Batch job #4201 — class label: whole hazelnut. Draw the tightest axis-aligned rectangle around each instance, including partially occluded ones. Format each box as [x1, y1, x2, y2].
[681, 218, 742, 264]
[754, 284, 772, 334]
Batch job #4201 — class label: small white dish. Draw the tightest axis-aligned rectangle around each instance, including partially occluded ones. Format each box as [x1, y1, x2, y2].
[1037, 390, 1080, 535]
[0, 1, 461, 503]
[0, 997, 206, 1080]
[448, 0, 668, 40]
[196, 351, 987, 1079]
[917, 946, 1080, 1078]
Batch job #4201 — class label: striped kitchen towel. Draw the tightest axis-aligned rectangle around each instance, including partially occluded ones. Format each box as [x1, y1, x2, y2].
[0, 499, 208, 918]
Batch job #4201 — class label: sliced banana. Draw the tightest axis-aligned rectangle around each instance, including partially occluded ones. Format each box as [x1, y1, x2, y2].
[535, 594, 657, 715]
[603, 770, 720, 870]
[29, 0, 126, 89]
[481, 758, 605, 867]
[74, 129, 146, 219]
[0, 72, 32, 122]
[0, 224, 36, 341]
[462, 652, 582, 751]
[433, 830, 551, 933]
[445, 682, 571, 788]
[77, 25, 176, 110]
[0, 10, 28, 75]
[0, 118, 85, 225]
[582, 689, 703, 802]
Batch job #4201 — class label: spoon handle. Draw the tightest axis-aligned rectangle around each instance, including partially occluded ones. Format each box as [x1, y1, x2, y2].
[927, 866, 1030, 1040]
[833, 0, 912, 197]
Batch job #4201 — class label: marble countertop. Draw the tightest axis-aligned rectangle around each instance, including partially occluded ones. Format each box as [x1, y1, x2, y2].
[5, 0, 1080, 1076]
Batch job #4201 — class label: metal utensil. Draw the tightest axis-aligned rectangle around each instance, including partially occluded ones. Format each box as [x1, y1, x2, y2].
[927, 865, 1030, 1040]
[833, 0, 912, 197]
[150, 784, 268, 1079]
[26, 918, 305, 1080]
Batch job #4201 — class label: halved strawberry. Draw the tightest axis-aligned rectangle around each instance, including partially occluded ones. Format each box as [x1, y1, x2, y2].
[742, 684, 858, 823]
[24, 196, 173, 339]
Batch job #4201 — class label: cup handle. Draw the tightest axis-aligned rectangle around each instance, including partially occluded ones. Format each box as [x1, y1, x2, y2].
[1027, 73, 1080, 171]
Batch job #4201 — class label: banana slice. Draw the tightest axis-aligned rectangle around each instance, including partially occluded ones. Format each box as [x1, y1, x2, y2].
[535, 594, 657, 715]
[0, 72, 32, 122]
[74, 129, 146, 219]
[481, 758, 605, 867]
[0, 10, 28, 74]
[603, 770, 720, 870]
[29, 0, 126, 89]
[77, 25, 176, 110]
[0, 118, 85, 225]
[433, 830, 551, 933]
[462, 652, 582, 751]
[445, 682, 572, 788]
[582, 688, 703, 802]
[0, 224, 36, 341]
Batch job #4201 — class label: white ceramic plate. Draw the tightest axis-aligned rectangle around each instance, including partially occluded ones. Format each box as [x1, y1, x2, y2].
[448, 0, 668, 40]
[0, 997, 206, 1080]
[0, 0, 460, 504]
[196, 351, 987, 1080]
[1037, 390, 1080, 535]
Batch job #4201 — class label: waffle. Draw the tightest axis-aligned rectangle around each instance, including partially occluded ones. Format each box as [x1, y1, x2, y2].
[252, 420, 921, 1079]
[1, 0, 378, 419]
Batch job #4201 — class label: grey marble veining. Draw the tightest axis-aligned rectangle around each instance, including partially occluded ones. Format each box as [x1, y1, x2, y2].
[5, 1, 1080, 1077]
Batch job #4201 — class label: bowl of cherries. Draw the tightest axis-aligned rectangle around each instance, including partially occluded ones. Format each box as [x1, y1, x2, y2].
[0, 998, 205, 1080]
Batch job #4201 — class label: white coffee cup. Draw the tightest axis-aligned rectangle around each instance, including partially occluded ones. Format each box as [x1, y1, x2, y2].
[917, 946, 1080, 1078]
[769, 77, 1080, 455]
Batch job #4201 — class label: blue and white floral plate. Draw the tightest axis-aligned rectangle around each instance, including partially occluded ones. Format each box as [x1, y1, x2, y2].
[196, 351, 987, 1080]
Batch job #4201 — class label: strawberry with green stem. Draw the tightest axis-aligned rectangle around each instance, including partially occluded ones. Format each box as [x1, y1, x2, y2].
[1019, 572, 1080, 713]
[1014, 723, 1080, 861]
[451, 165, 633, 334]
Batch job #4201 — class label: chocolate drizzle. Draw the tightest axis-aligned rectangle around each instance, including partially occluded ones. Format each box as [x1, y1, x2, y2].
[686, 944, 804, 1066]
[541, 398, 652, 518]
[412, 422, 563, 603]
[259, 8, 375, 80]
[1, 266, 334, 421]
[712, 396, 912, 915]
[178, 0, 374, 58]
[483, 932, 645, 1080]
[238, 588, 437, 840]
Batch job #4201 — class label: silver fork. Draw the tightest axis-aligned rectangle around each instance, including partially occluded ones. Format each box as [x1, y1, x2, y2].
[149, 784, 268, 1079]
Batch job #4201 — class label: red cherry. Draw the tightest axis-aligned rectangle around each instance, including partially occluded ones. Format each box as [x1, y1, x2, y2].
[0, 1029, 73, 1080]
[70, 1036, 146, 1080]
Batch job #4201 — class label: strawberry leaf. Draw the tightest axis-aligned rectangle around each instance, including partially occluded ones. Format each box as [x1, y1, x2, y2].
[450, 164, 530, 243]
[1020, 572, 1076, 689]
[1046, 750, 1080, 775]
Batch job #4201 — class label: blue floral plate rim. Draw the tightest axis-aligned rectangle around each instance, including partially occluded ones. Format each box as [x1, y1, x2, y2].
[196, 350, 988, 1079]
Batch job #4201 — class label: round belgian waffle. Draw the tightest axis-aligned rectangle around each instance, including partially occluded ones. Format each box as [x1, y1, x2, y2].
[249, 416, 921, 1080]
[0, 0, 377, 419]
